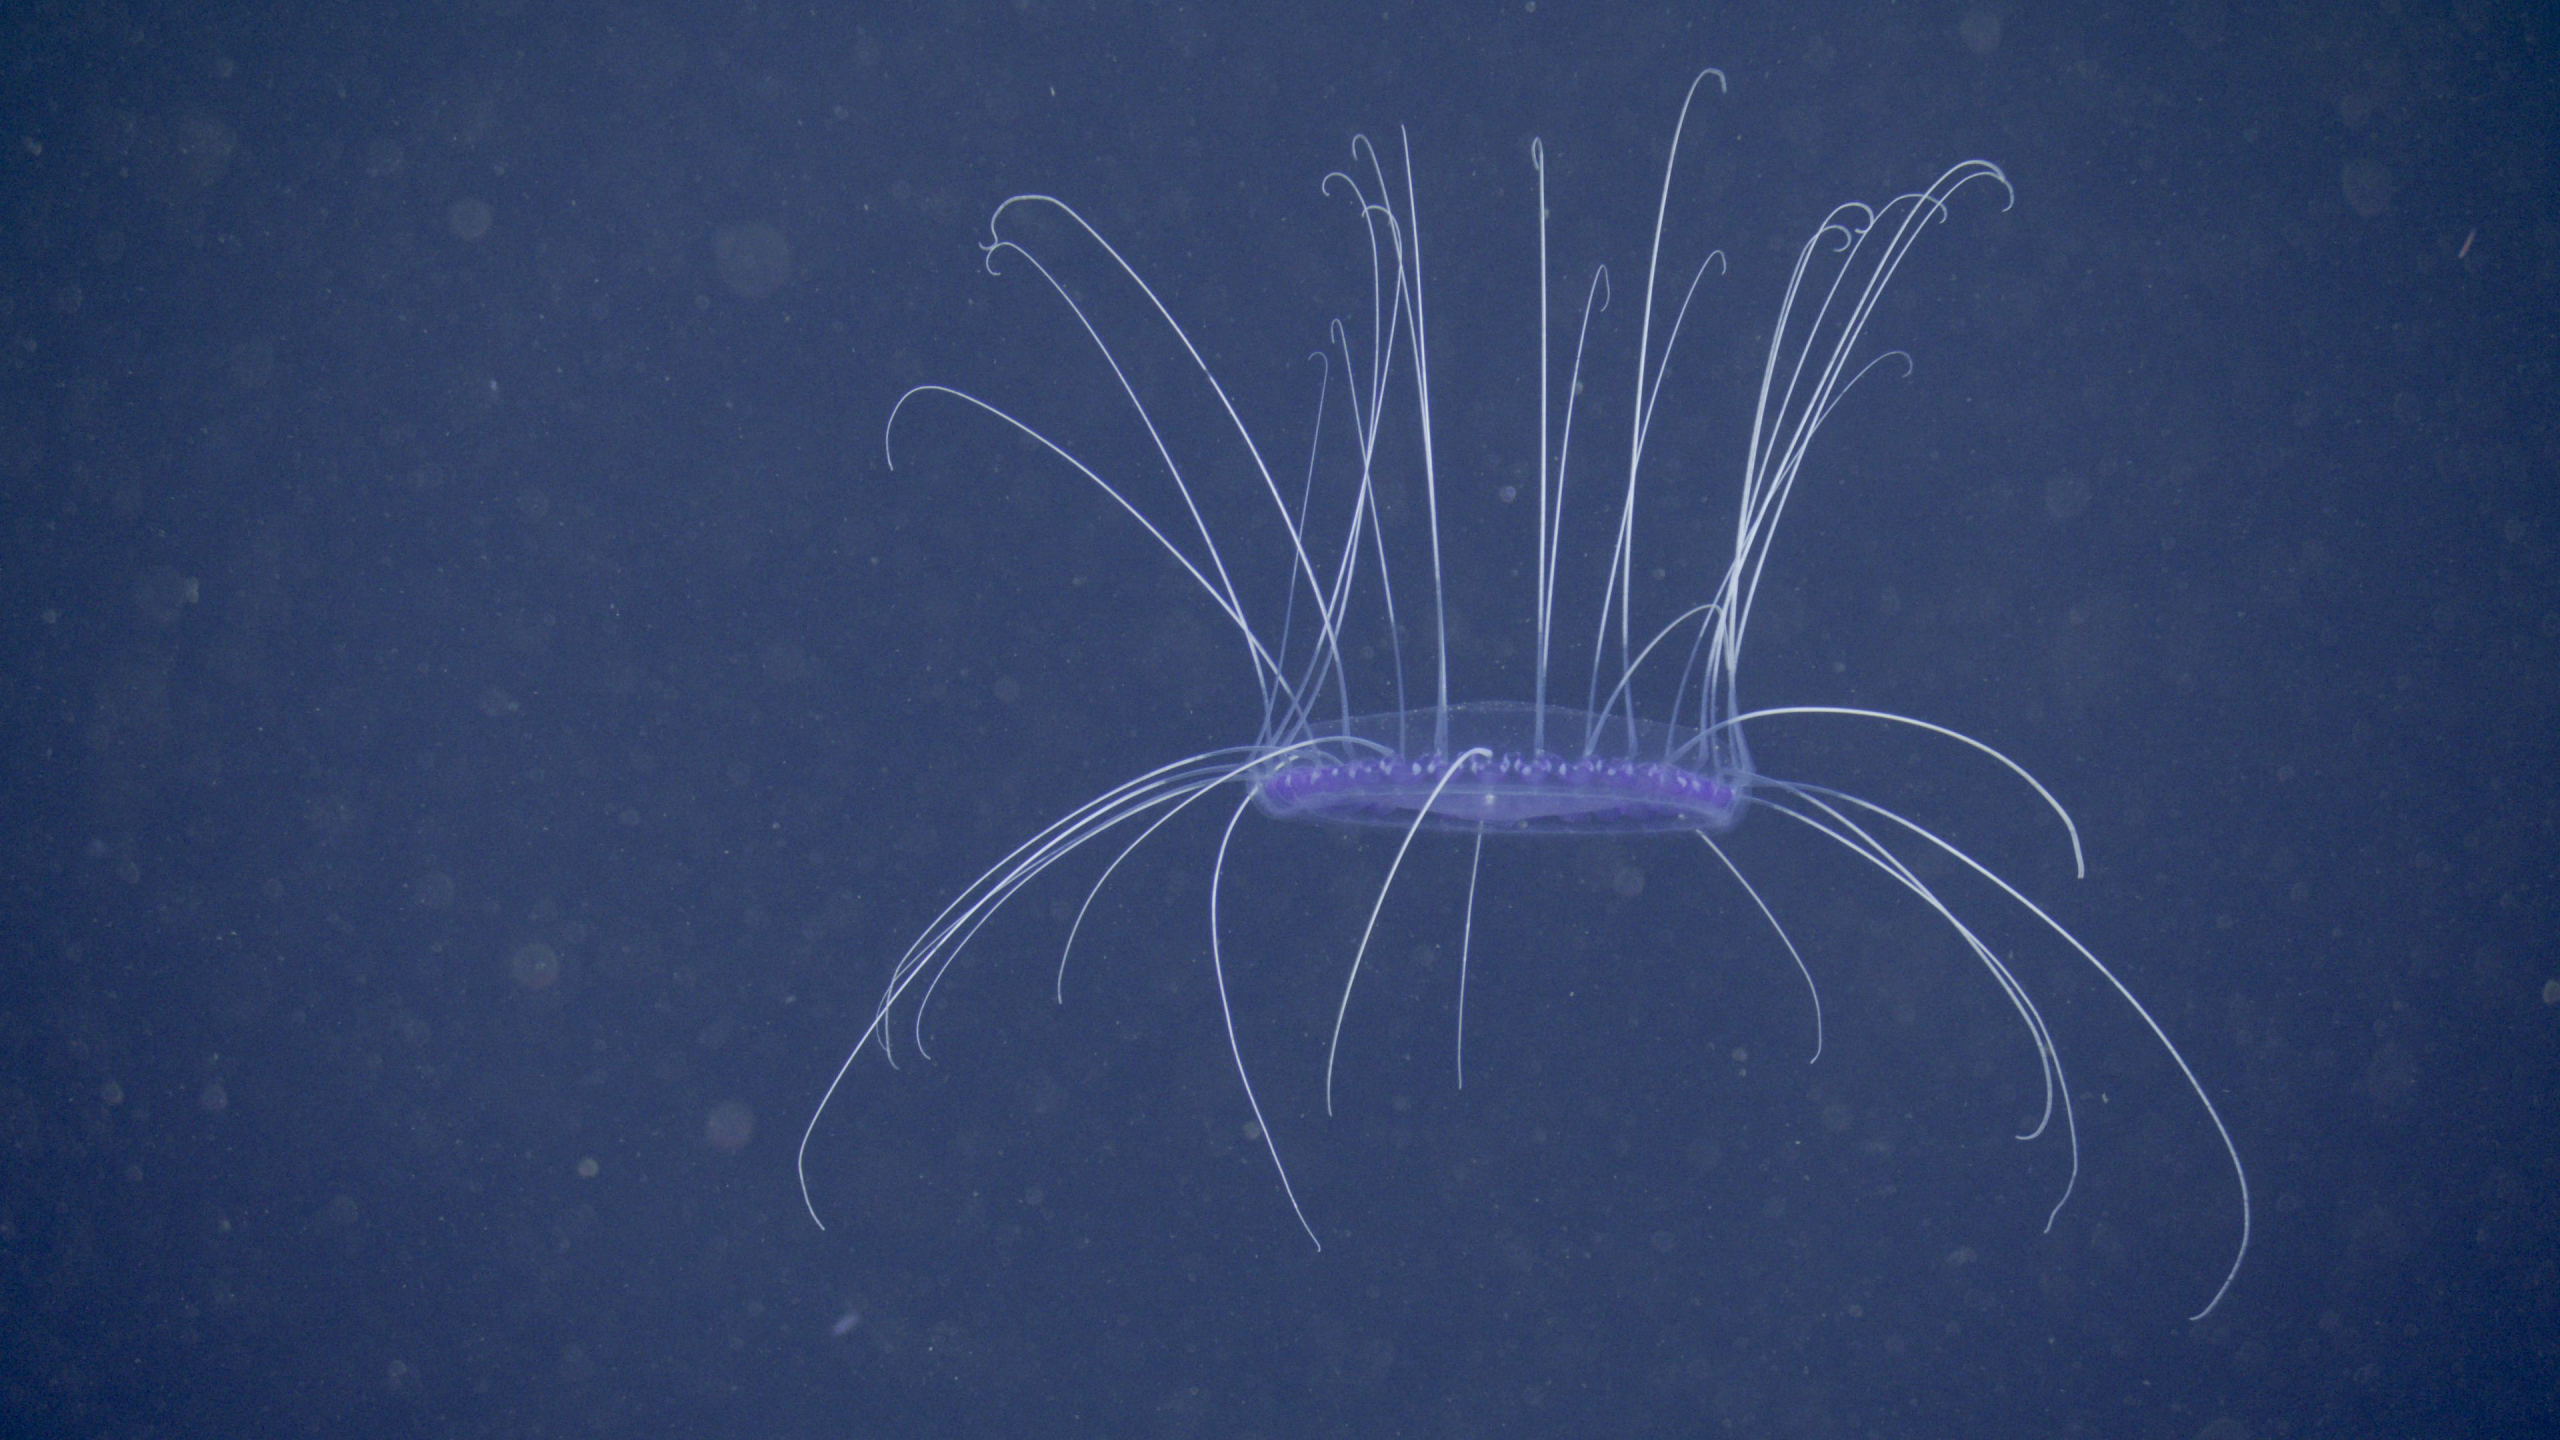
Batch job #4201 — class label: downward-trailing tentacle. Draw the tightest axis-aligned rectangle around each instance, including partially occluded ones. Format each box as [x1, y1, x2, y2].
[1753, 785, 2069, 1153]
[800, 749, 1243, 1227]
[1326, 747, 1495, 1114]
[1057, 763, 1275, 1004]
[1698, 833, 1823, 1063]
[1208, 790, 1321, 1249]
[800, 738, 1378, 1230]
[1777, 779, 2250, 1323]
[1458, 824, 1485, 1090]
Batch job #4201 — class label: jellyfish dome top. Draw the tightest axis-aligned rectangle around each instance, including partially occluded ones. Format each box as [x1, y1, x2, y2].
[1251, 702, 1744, 836]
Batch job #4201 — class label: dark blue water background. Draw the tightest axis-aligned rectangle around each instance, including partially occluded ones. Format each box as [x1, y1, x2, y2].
[3, 3, 2552, 1435]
